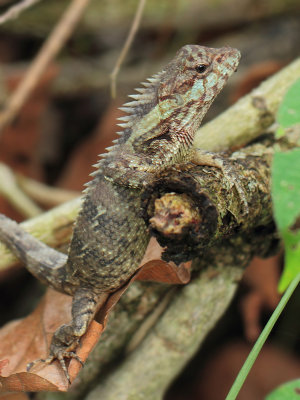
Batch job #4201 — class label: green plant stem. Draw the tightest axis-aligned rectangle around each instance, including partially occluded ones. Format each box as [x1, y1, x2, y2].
[226, 272, 300, 400]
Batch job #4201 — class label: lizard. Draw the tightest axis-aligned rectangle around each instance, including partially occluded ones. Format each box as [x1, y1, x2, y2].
[0, 44, 242, 382]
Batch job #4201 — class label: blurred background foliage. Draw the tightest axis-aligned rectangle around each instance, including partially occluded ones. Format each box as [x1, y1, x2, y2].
[0, 0, 299, 399]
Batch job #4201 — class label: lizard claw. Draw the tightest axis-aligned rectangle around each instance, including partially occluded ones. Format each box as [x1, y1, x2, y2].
[192, 149, 249, 215]
[232, 180, 249, 216]
[217, 166, 249, 216]
[26, 351, 83, 384]
[56, 350, 84, 383]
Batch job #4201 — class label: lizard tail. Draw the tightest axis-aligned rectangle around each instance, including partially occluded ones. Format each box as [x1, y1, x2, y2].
[0, 214, 72, 294]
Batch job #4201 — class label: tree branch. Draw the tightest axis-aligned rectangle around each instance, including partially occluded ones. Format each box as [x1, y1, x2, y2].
[142, 133, 282, 263]
[0, 197, 81, 271]
[77, 130, 299, 400]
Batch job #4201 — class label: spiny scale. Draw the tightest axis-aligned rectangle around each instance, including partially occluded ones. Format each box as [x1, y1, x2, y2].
[116, 71, 164, 126]
[0, 45, 241, 382]
[88, 70, 165, 164]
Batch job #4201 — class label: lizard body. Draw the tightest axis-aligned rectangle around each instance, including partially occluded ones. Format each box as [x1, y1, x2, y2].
[0, 45, 241, 380]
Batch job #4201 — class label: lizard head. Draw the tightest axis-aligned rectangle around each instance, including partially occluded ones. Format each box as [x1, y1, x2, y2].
[114, 45, 240, 168]
[158, 44, 241, 127]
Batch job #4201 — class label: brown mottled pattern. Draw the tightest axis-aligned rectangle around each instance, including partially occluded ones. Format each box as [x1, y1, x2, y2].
[0, 45, 240, 378]
[66, 45, 240, 294]
[67, 172, 149, 292]
[126, 45, 240, 168]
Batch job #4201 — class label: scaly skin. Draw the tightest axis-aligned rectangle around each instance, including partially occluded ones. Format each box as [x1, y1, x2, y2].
[0, 45, 240, 381]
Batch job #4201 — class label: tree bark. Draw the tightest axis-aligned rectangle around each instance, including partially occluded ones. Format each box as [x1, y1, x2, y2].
[142, 133, 284, 264]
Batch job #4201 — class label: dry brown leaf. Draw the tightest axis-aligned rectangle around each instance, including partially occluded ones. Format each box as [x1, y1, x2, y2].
[0, 238, 190, 392]
[134, 238, 191, 284]
[0, 289, 73, 391]
[136, 260, 190, 284]
[0, 288, 103, 391]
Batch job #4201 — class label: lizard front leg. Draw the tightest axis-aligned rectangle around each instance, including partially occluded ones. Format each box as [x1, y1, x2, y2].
[191, 148, 249, 214]
[102, 152, 156, 189]
[28, 288, 108, 383]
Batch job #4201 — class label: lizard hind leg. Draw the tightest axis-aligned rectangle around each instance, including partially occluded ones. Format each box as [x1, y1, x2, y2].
[192, 149, 249, 214]
[28, 288, 108, 383]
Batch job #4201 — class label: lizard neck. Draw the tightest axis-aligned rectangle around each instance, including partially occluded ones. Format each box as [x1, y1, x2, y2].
[90, 45, 241, 181]
[94, 69, 195, 175]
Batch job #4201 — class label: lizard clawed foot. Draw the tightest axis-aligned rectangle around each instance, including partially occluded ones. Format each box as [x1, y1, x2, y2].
[219, 162, 249, 215]
[192, 149, 249, 215]
[27, 323, 85, 383]
[27, 289, 100, 382]
[27, 349, 83, 384]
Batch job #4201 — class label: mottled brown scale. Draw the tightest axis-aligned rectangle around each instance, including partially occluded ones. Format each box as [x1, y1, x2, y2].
[0, 44, 241, 381]
[67, 174, 149, 292]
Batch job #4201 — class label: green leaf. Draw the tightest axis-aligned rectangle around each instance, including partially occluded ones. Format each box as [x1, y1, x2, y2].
[272, 149, 300, 230]
[276, 125, 286, 138]
[277, 79, 300, 133]
[265, 379, 300, 399]
[279, 230, 300, 292]
[272, 149, 300, 291]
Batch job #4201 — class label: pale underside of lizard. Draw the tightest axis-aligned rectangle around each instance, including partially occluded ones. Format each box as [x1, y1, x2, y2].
[0, 45, 241, 382]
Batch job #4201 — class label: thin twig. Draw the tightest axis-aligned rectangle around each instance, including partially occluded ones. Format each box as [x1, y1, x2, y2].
[0, 0, 42, 25]
[110, 0, 147, 98]
[0, 162, 42, 217]
[0, 0, 91, 134]
[17, 173, 79, 207]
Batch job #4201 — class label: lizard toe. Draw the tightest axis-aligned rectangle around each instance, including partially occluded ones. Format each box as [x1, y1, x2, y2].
[26, 350, 83, 384]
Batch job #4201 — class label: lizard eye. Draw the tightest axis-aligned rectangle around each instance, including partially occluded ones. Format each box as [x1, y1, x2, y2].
[195, 64, 208, 73]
